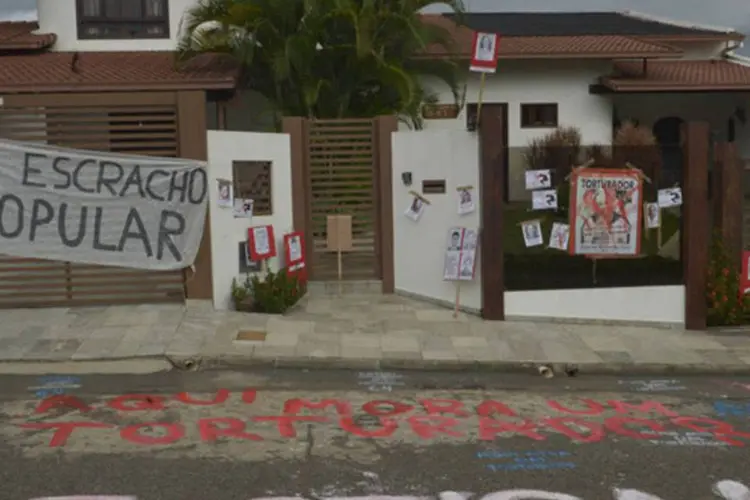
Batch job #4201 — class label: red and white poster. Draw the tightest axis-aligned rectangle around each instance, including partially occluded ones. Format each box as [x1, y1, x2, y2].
[284, 231, 307, 277]
[470, 32, 500, 73]
[742, 251, 750, 295]
[247, 225, 276, 261]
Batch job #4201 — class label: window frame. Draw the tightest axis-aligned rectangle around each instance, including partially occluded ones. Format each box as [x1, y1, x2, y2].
[520, 103, 559, 129]
[76, 0, 170, 40]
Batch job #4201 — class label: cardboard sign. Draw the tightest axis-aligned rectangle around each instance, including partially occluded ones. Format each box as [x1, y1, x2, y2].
[326, 215, 353, 252]
[470, 32, 500, 73]
[247, 225, 276, 260]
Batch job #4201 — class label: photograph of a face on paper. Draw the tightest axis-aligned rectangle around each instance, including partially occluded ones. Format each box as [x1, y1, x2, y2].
[570, 169, 643, 256]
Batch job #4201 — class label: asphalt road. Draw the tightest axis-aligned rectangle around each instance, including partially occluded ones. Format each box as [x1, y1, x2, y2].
[1, 368, 750, 500]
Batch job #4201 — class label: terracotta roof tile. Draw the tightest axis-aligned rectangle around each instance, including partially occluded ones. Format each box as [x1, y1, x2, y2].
[0, 51, 239, 93]
[421, 15, 680, 59]
[602, 60, 750, 91]
[0, 21, 56, 51]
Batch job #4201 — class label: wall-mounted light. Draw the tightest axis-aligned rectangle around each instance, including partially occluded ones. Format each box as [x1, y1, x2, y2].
[401, 172, 412, 186]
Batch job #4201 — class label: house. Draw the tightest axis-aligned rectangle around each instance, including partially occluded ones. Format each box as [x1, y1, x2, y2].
[0, 1, 746, 328]
[417, 12, 750, 202]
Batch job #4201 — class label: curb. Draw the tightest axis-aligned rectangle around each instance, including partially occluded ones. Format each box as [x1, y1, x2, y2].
[199, 355, 750, 376]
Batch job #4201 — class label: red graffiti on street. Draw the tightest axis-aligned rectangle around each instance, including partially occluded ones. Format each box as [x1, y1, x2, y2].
[16, 390, 750, 448]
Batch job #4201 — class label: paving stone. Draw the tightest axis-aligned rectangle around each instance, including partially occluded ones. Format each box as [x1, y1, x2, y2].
[295, 341, 340, 358]
[72, 338, 125, 360]
[422, 336, 454, 351]
[263, 332, 299, 347]
[136, 344, 168, 356]
[266, 317, 314, 335]
[253, 345, 297, 359]
[314, 320, 356, 334]
[341, 346, 383, 359]
[505, 337, 547, 361]
[422, 350, 458, 361]
[381, 334, 420, 353]
[595, 350, 635, 364]
[341, 334, 380, 349]
[451, 336, 489, 349]
[694, 349, 746, 366]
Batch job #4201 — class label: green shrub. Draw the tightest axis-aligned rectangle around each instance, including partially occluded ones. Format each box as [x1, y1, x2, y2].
[250, 270, 305, 314]
[706, 232, 750, 326]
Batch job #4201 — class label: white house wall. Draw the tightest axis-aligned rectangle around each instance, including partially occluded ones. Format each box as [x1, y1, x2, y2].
[37, 0, 196, 51]
[206, 130, 293, 310]
[391, 130, 482, 312]
[416, 60, 613, 202]
[505, 286, 686, 326]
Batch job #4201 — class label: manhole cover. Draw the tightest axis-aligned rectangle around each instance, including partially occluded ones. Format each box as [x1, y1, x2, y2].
[235, 330, 267, 341]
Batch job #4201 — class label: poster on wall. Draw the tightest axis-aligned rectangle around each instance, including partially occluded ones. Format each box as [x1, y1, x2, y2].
[525, 169, 552, 190]
[658, 187, 683, 208]
[645, 202, 661, 229]
[404, 192, 427, 221]
[548, 222, 570, 251]
[531, 189, 558, 210]
[569, 168, 643, 256]
[216, 178, 233, 208]
[443, 227, 478, 281]
[520, 219, 543, 247]
[233, 198, 254, 218]
[457, 186, 476, 215]
[247, 225, 277, 261]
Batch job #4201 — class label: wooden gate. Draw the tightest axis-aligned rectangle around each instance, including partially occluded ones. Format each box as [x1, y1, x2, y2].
[305, 119, 380, 280]
[0, 93, 186, 308]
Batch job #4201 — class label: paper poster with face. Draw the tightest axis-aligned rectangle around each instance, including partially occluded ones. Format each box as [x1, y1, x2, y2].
[532, 189, 558, 210]
[233, 198, 253, 218]
[645, 202, 661, 229]
[525, 169, 552, 190]
[443, 251, 460, 280]
[521, 219, 543, 247]
[458, 252, 476, 280]
[462, 228, 477, 250]
[283, 231, 306, 276]
[658, 187, 683, 208]
[405, 195, 425, 221]
[457, 187, 475, 215]
[548, 222, 570, 251]
[216, 179, 233, 208]
[447, 227, 464, 251]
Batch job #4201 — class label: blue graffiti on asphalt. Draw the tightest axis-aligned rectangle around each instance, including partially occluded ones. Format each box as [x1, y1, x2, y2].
[28, 375, 81, 398]
[713, 401, 750, 417]
[476, 450, 576, 471]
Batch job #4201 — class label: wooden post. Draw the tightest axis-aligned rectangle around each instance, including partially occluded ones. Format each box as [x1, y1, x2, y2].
[682, 121, 710, 331]
[719, 142, 743, 269]
[479, 104, 506, 320]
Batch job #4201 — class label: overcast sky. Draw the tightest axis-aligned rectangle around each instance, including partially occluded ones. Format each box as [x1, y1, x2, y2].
[2, 0, 749, 53]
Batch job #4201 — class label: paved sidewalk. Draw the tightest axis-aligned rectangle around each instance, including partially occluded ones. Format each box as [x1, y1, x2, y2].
[1, 293, 750, 374]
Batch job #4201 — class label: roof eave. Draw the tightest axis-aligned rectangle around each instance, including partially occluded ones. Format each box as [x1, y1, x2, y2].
[418, 51, 683, 60]
[0, 79, 238, 94]
[638, 34, 745, 43]
[601, 79, 750, 92]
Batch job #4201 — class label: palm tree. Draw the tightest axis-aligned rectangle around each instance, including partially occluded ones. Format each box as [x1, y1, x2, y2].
[176, 0, 466, 128]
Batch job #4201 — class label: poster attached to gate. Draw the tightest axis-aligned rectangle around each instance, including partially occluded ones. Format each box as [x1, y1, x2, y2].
[0, 139, 208, 270]
[569, 168, 643, 257]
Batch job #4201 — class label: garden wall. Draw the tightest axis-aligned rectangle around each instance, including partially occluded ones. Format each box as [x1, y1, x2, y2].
[207, 130, 293, 310]
[391, 130, 481, 311]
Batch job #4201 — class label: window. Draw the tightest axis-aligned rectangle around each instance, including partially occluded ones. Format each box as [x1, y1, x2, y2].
[77, 0, 169, 40]
[520, 103, 558, 128]
[233, 161, 273, 215]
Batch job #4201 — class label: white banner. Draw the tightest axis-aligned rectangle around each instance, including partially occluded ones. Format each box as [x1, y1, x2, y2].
[0, 139, 208, 270]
